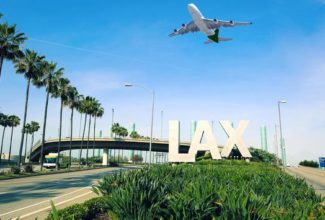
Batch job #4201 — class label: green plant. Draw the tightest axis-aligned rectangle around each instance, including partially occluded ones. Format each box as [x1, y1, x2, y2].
[93, 161, 325, 219]
[23, 164, 33, 173]
[10, 166, 20, 174]
[299, 160, 319, 168]
[46, 197, 107, 220]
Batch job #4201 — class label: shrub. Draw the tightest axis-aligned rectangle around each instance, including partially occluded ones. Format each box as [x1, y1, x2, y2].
[299, 160, 319, 168]
[46, 197, 108, 220]
[24, 164, 33, 173]
[93, 162, 325, 219]
[10, 166, 20, 174]
[249, 147, 278, 164]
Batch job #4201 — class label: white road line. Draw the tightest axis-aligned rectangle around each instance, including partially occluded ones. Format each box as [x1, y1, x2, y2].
[16, 191, 94, 219]
[0, 186, 91, 217]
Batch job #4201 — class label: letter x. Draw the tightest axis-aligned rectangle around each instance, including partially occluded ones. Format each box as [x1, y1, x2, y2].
[220, 120, 252, 158]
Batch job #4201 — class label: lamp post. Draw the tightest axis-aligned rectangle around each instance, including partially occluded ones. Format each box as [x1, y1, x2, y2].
[125, 83, 154, 166]
[277, 100, 287, 168]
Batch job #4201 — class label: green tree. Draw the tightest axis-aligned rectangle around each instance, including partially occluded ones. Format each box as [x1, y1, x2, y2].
[111, 123, 128, 138]
[65, 86, 80, 168]
[78, 96, 95, 166]
[36, 61, 63, 170]
[86, 97, 97, 165]
[15, 49, 44, 167]
[7, 115, 20, 162]
[0, 113, 9, 163]
[130, 131, 140, 139]
[92, 102, 104, 158]
[299, 160, 319, 168]
[28, 121, 40, 162]
[0, 20, 26, 78]
[52, 77, 70, 170]
[111, 123, 120, 138]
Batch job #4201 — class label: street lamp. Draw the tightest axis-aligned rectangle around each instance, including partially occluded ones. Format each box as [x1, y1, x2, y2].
[277, 100, 287, 168]
[124, 83, 155, 166]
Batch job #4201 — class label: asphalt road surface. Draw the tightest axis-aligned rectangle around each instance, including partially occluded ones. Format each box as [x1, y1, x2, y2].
[0, 166, 135, 220]
[286, 166, 325, 197]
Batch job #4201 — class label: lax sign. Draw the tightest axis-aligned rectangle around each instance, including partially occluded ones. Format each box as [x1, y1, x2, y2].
[168, 120, 252, 162]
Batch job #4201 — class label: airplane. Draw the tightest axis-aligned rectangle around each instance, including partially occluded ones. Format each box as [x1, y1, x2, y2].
[169, 3, 252, 44]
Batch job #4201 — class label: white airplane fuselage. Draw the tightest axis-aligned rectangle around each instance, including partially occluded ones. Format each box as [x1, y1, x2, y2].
[188, 4, 214, 36]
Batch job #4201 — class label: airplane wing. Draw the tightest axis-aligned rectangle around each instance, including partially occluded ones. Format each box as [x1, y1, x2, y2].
[169, 21, 200, 37]
[203, 18, 252, 29]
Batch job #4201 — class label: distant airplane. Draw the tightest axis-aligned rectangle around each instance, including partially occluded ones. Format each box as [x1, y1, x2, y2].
[169, 3, 252, 44]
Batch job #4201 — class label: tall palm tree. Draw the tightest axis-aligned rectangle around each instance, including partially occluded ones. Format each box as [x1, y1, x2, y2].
[0, 113, 9, 163]
[78, 96, 87, 166]
[7, 115, 20, 162]
[35, 61, 63, 170]
[0, 21, 26, 78]
[92, 104, 104, 158]
[78, 96, 95, 166]
[15, 49, 44, 167]
[65, 86, 80, 168]
[23, 123, 32, 163]
[28, 121, 40, 163]
[52, 77, 70, 170]
[85, 97, 97, 165]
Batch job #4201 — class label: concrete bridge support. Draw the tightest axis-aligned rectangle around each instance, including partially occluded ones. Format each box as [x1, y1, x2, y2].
[102, 148, 108, 166]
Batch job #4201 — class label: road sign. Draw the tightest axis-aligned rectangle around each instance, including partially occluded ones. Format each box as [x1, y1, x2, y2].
[319, 157, 325, 168]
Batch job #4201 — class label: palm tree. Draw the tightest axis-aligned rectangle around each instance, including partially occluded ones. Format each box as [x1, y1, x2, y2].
[78, 96, 87, 166]
[35, 61, 63, 170]
[0, 21, 26, 78]
[23, 123, 32, 163]
[28, 121, 40, 163]
[65, 86, 80, 168]
[52, 77, 70, 170]
[0, 113, 9, 163]
[85, 97, 97, 165]
[7, 115, 20, 162]
[92, 103, 104, 158]
[15, 49, 44, 167]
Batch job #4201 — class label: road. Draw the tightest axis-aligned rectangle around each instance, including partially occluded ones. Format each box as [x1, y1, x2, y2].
[0, 166, 134, 220]
[286, 166, 325, 197]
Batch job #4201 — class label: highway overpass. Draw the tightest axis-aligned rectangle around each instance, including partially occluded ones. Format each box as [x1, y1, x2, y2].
[29, 137, 192, 164]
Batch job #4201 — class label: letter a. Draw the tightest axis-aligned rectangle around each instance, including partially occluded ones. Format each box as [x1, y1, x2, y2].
[220, 120, 252, 158]
[188, 121, 221, 161]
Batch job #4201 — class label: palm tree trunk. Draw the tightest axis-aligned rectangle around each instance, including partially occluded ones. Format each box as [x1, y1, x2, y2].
[56, 99, 63, 170]
[40, 90, 50, 171]
[24, 133, 28, 163]
[0, 56, 3, 78]
[18, 78, 31, 167]
[8, 126, 14, 162]
[0, 127, 6, 164]
[86, 116, 92, 166]
[79, 114, 87, 166]
[29, 133, 34, 163]
[79, 113, 82, 137]
[69, 107, 74, 169]
[92, 116, 97, 158]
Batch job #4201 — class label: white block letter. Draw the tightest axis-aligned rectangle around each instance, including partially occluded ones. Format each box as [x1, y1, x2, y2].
[220, 120, 252, 158]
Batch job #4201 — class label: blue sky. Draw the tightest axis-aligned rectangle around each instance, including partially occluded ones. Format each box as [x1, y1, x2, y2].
[1, 0, 325, 164]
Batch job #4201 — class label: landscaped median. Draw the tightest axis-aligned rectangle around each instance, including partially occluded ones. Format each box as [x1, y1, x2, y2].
[0, 164, 117, 181]
[48, 160, 325, 219]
